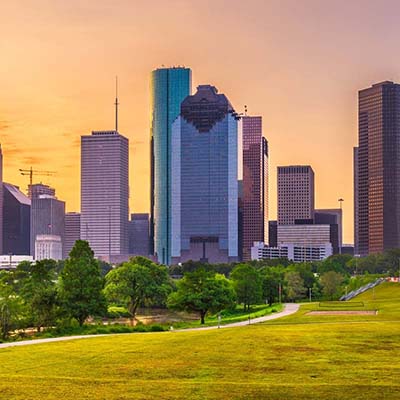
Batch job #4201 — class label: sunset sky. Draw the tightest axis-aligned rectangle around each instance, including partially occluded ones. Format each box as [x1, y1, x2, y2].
[2, 0, 400, 244]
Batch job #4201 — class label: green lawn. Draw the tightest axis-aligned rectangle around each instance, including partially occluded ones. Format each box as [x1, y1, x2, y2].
[0, 283, 399, 399]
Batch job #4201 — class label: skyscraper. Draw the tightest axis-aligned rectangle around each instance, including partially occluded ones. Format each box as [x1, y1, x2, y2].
[354, 146, 359, 255]
[150, 67, 192, 264]
[170, 85, 239, 264]
[3, 183, 31, 255]
[0, 146, 3, 255]
[129, 213, 150, 256]
[80, 131, 129, 259]
[241, 116, 269, 260]
[356, 81, 400, 256]
[277, 165, 315, 225]
[31, 187, 65, 258]
[64, 212, 81, 258]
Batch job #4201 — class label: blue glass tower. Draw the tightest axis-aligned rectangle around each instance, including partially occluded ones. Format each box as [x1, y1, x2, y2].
[170, 85, 239, 264]
[150, 67, 191, 264]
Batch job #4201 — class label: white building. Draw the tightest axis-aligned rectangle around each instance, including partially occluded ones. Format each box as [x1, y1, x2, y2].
[251, 242, 332, 263]
[0, 255, 34, 269]
[35, 234, 62, 261]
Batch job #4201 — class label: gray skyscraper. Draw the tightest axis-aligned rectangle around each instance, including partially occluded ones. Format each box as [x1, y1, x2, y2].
[357, 81, 400, 256]
[150, 67, 192, 264]
[3, 183, 31, 255]
[277, 165, 315, 225]
[129, 213, 150, 256]
[170, 85, 239, 264]
[64, 212, 81, 259]
[80, 131, 129, 259]
[31, 188, 65, 258]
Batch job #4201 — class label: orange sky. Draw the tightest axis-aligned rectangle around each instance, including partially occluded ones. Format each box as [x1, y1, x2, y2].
[2, 0, 400, 244]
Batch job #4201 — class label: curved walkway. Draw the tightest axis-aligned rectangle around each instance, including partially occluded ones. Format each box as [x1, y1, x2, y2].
[0, 303, 300, 349]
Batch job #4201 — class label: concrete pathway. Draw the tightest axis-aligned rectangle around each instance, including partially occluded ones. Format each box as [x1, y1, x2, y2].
[0, 303, 300, 349]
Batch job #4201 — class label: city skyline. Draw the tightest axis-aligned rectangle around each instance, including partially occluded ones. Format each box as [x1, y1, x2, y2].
[4, 1, 400, 244]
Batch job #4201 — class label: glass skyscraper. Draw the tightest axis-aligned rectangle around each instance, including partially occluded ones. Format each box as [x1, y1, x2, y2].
[170, 85, 239, 264]
[150, 67, 191, 265]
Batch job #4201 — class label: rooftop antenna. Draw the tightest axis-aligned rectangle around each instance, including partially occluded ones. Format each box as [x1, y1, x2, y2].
[114, 76, 119, 132]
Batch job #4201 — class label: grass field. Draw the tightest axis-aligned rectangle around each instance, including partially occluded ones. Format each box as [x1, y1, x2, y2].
[0, 283, 399, 399]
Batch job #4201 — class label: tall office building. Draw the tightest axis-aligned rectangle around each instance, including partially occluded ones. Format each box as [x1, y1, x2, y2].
[64, 212, 81, 259]
[29, 183, 55, 199]
[81, 131, 129, 259]
[357, 81, 400, 256]
[170, 85, 239, 264]
[3, 183, 31, 255]
[129, 213, 150, 256]
[241, 116, 268, 260]
[31, 189, 65, 258]
[277, 165, 315, 225]
[0, 146, 3, 255]
[354, 147, 359, 255]
[150, 67, 192, 264]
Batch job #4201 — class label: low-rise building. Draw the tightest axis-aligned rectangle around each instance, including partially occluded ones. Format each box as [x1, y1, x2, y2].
[35, 234, 62, 261]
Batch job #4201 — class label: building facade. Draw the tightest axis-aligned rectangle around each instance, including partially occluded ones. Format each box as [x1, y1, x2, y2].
[277, 224, 331, 246]
[241, 116, 268, 260]
[0, 255, 33, 269]
[170, 85, 239, 264]
[64, 212, 81, 259]
[35, 234, 62, 261]
[29, 183, 55, 199]
[0, 146, 3, 255]
[3, 183, 31, 255]
[31, 190, 65, 258]
[150, 67, 192, 264]
[354, 147, 359, 255]
[277, 165, 314, 225]
[129, 213, 150, 256]
[81, 131, 129, 259]
[357, 81, 400, 256]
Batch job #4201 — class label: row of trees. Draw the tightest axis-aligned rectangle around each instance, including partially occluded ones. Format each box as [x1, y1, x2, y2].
[0, 240, 354, 340]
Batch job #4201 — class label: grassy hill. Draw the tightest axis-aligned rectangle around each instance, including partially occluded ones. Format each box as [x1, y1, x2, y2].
[0, 283, 399, 399]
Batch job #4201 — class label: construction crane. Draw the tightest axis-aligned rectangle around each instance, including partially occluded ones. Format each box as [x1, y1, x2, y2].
[19, 167, 56, 197]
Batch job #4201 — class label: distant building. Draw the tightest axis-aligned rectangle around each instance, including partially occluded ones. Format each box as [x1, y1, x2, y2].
[354, 147, 359, 255]
[150, 67, 192, 264]
[314, 209, 342, 254]
[251, 242, 332, 263]
[356, 81, 400, 256]
[0, 255, 33, 270]
[31, 189, 65, 258]
[3, 183, 31, 255]
[278, 165, 314, 225]
[268, 220, 278, 247]
[35, 234, 62, 261]
[170, 85, 239, 264]
[129, 213, 150, 256]
[80, 131, 129, 259]
[29, 183, 55, 199]
[277, 224, 331, 246]
[241, 116, 268, 260]
[64, 212, 81, 258]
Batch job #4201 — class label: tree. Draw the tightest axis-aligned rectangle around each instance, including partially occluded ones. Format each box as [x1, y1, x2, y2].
[320, 271, 344, 300]
[167, 268, 236, 324]
[104, 256, 171, 325]
[285, 271, 306, 302]
[58, 240, 106, 326]
[260, 266, 285, 306]
[16, 259, 58, 332]
[230, 264, 262, 310]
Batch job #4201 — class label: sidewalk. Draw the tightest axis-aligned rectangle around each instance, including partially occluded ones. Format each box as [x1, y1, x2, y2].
[0, 303, 300, 349]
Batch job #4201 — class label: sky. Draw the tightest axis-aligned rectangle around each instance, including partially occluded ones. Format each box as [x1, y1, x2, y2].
[1, 0, 400, 244]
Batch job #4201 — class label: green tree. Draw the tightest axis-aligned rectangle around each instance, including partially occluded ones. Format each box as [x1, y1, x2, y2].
[16, 259, 58, 332]
[285, 271, 306, 302]
[260, 266, 285, 306]
[167, 268, 236, 324]
[58, 240, 106, 326]
[230, 264, 262, 310]
[104, 256, 171, 325]
[320, 271, 344, 300]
